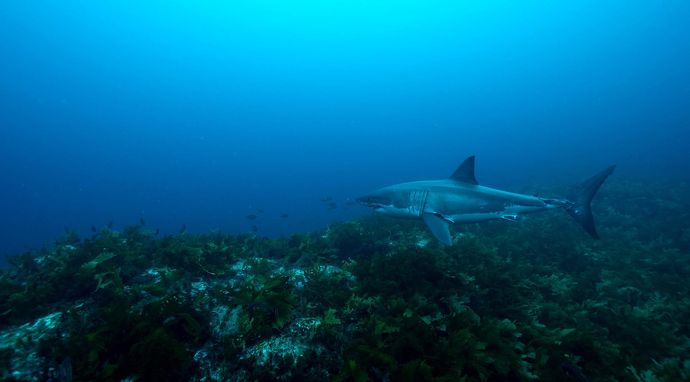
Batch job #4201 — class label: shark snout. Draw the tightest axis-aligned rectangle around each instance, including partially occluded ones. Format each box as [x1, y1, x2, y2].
[355, 195, 373, 207]
[356, 195, 387, 214]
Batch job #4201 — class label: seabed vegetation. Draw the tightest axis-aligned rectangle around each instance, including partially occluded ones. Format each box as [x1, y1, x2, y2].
[1, 180, 690, 381]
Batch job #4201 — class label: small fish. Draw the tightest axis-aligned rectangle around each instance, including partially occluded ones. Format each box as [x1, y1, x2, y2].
[91, 225, 97, 233]
[179, 224, 187, 234]
[251, 225, 259, 233]
[246, 214, 258, 220]
[257, 209, 265, 214]
[320, 196, 333, 202]
[280, 213, 289, 218]
[154, 228, 160, 236]
[327, 202, 337, 210]
[139, 217, 146, 226]
[107, 221, 114, 229]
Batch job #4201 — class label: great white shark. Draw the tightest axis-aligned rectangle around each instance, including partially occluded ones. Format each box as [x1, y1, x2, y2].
[357, 156, 615, 245]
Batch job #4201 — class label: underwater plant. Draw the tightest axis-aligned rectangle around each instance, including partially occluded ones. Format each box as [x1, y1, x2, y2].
[1, 180, 690, 381]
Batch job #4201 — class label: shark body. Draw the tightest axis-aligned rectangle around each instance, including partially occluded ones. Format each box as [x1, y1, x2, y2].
[357, 156, 615, 245]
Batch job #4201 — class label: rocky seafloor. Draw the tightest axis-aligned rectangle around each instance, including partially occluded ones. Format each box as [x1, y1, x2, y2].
[1, 180, 690, 381]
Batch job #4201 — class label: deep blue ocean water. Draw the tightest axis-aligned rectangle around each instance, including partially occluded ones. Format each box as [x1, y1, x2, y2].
[1, 1, 689, 258]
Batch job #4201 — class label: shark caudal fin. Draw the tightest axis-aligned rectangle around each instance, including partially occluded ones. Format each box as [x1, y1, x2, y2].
[566, 165, 616, 239]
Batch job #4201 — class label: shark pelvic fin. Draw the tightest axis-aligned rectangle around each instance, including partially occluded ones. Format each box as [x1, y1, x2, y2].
[423, 213, 452, 246]
[450, 155, 478, 185]
[501, 214, 520, 222]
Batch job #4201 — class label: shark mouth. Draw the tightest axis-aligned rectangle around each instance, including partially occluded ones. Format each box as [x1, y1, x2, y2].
[365, 203, 386, 211]
[355, 196, 379, 208]
[356, 200, 386, 212]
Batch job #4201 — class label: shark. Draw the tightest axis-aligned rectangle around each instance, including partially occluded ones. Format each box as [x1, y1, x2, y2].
[357, 156, 615, 245]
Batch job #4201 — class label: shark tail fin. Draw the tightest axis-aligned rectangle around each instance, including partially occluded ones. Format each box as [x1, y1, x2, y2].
[565, 165, 616, 239]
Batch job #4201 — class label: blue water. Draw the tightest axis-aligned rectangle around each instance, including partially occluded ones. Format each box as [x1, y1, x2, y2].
[1, 1, 689, 257]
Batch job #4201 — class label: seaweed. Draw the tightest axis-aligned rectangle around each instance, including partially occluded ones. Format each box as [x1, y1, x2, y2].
[1, 179, 690, 381]
[234, 274, 298, 339]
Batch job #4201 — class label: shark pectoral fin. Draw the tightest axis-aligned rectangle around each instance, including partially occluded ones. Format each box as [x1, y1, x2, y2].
[422, 213, 452, 246]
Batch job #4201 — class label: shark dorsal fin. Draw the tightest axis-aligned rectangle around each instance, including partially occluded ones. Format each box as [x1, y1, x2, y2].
[450, 155, 478, 185]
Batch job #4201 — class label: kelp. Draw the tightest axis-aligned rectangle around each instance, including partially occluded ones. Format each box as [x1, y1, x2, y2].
[1, 179, 690, 381]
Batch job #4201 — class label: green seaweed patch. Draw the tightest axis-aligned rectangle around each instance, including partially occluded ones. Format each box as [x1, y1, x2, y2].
[0, 180, 690, 380]
[81, 251, 117, 271]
